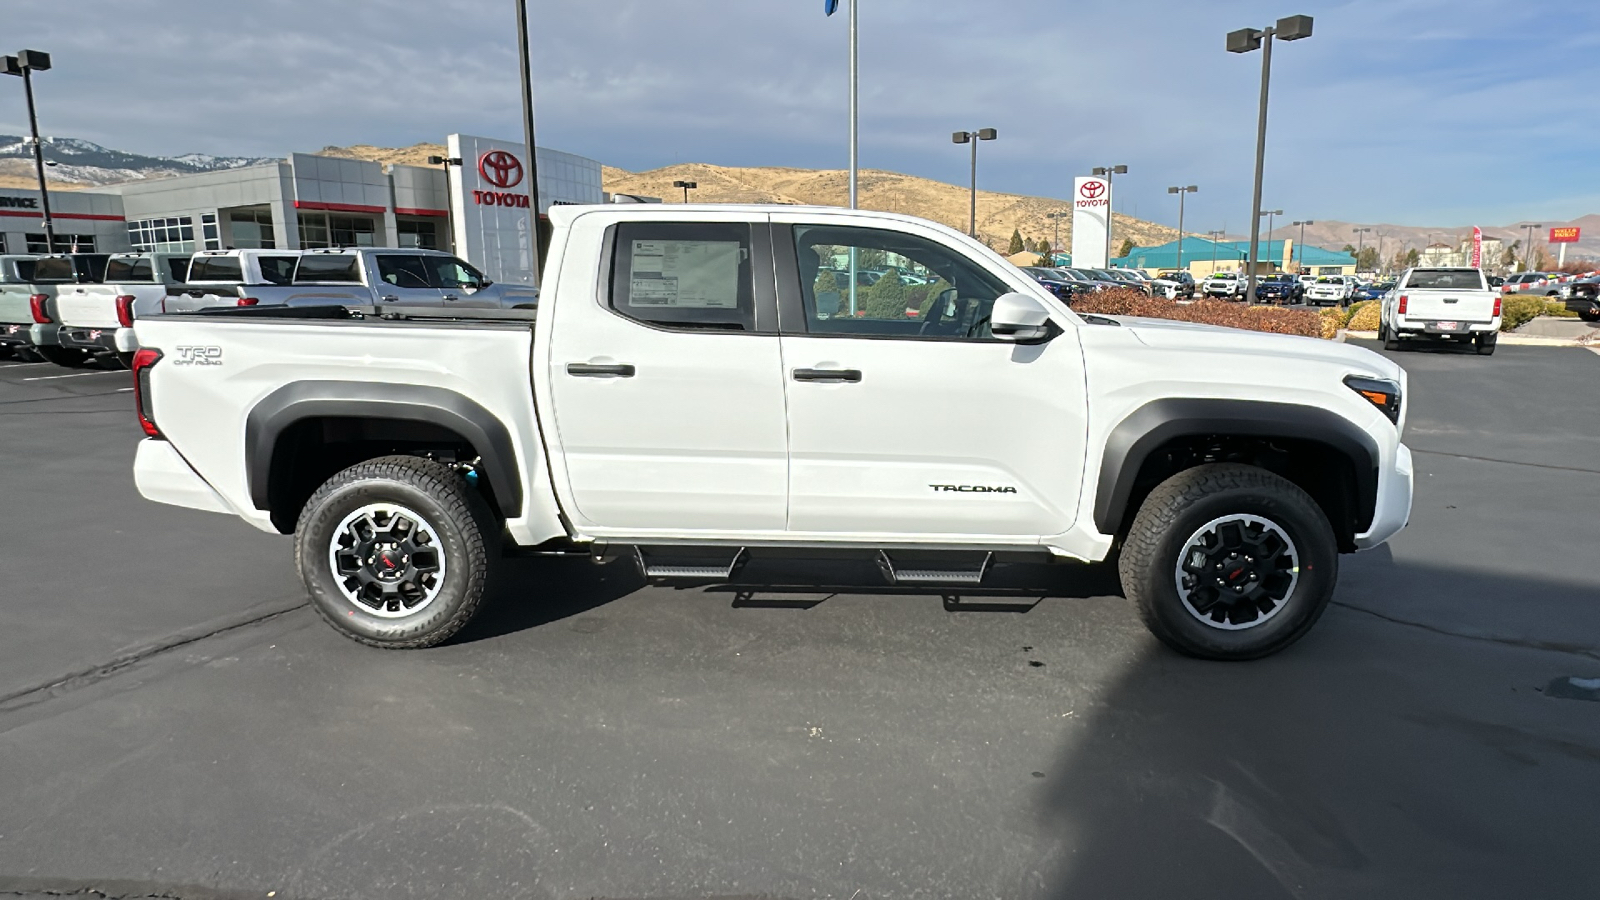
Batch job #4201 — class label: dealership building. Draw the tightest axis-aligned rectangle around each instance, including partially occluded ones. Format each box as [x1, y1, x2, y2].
[0, 133, 604, 285]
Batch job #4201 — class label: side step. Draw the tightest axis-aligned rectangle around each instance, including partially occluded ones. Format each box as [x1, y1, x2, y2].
[876, 550, 992, 586]
[633, 546, 748, 581]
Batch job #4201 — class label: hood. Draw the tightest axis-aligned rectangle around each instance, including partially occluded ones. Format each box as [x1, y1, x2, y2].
[1106, 315, 1404, 381]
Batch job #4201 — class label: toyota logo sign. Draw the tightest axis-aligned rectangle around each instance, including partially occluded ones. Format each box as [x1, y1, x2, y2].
[1079, 180, 1106, 200]
[479, 150, 524, 189]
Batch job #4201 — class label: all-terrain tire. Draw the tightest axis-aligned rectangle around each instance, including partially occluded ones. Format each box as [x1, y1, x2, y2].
[1381, 321, 1402, 351]
[1475, 333, 1497, 356]
[295, 455, 499, 649]
[1118, 463, 1339, 661]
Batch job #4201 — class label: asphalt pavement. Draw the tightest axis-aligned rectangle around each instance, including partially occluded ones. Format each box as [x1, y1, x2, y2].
[0, 342, 1597, 900]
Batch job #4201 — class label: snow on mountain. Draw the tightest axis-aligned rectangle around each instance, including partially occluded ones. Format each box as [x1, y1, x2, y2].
[0, 135, 278, 186]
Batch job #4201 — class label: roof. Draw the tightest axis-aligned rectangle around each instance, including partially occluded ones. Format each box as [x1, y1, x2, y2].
[1115, 236, 1355, 268]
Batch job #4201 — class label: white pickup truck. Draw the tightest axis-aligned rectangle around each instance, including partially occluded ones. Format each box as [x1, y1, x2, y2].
[50, 252, 192, 366]
[130, 205, 1414, 660]
[0, 253, 111, 366]
[1379, 267, 1501, 355]
[239, 247, 538, 310]
[163, 249, 301, 314]
[1201, 272, 1245, 299]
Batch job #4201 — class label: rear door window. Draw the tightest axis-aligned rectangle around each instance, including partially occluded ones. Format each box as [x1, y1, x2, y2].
[608, 222, 755, 331]
[258, 255, 297, 285]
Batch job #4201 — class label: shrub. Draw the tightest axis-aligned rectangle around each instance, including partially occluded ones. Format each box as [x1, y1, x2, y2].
[813, 268, 839, 298]
[1543, 299, 1578, 319]
[1347, 302, 1381, 332]
[1073, 290, 1324, 338]
[863, 274, 908, 319]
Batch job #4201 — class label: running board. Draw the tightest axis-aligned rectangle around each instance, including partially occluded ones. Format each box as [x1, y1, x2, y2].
[633, 546, 748, 581]
[876, 550, 993, 586]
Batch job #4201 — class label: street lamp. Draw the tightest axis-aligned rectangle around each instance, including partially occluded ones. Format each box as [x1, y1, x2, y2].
[1227, 14, 1314, 298]
[1522, 223, 1542, 271]
[952, 129, 997, 238]
[1351, 226, 1372, 272]
[1168, 185, 1198, 272]
[673, 180, 698, 203]
[426, 154, 463, 252]
[3, 50, 56, 253]
[1259, 208, 1283, 277]
[1207, 228, 1226, 275]
[1091, 164, 1129, 265]
[1292, 219, 1314, 272]
[513, 0, 544, 286]
[1046, 210, 1068, 259]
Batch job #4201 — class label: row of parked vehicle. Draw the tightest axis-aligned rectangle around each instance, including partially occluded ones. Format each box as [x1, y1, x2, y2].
[0, 247, 536, 369]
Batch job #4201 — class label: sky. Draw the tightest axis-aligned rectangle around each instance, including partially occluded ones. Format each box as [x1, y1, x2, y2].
[2, 0, 1596, 231]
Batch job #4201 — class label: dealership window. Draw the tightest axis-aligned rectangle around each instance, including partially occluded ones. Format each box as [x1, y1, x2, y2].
[25, 233, 98, 254]
[298, 213, 376, 249]
[126, 216, 193, 252]
[396, 218, 439, 250]
[200, 213, 220, 251]
[608, 222, 755, 332]
[230, 209, 276, 249]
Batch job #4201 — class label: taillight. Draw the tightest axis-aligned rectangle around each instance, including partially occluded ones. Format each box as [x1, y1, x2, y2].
[1397, 295, 1408, 314]
[1492, 297, 1502, 317]
[115, 295, 136, 328]
[131, 348, 163, 438]
[237, 297, 259, 307]
[29, 293, 51, 324]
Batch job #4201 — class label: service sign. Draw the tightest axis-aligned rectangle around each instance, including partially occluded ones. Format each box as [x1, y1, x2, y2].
[1070, 176, 1111, 268]
[447, 133, 537, 287]
[1550, 226, 1580, 244]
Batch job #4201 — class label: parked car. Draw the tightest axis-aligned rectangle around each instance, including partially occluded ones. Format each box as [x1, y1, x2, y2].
[1351, 281, 1394, 303]
[1380, 267, 1502, 355]
[1058, 268, 1128, 293]
[1254, 274, 1302, 304]
[0, 254, 41, 358]
[1021, 267, 1091, 304]
[1305, 275, 1355, 307]
[50, 252, 192, 367]
[1201, 271, 1246, 299]
[237, 248, 537, 309]
[1557, 276, 1600, 322]
[1096, 269, 1152, 294]
[1500, 272, 1559, 296]
[1151, 270, 1197, 300]
[166, 249, 302, 314]
[0, 253, 111, 366]
[131, 203, 1413, 660]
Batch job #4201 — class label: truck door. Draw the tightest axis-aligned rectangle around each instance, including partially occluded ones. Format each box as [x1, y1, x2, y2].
[544, 214, 789, 533]
[773, 217, 1088, 538]
[371, 254, 445, 306]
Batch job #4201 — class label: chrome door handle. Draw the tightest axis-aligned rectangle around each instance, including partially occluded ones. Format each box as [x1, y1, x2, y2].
[380, 294, 399, 302]
[442, 294, 459, 301]
[793, 368, 862, 383]
[567, 363, 636, 378]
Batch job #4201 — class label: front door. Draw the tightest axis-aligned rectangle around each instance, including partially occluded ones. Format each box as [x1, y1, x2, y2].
[544, 214, 788, 534]
[774, 217, 1089, 538]
[371, 254, 444, 306]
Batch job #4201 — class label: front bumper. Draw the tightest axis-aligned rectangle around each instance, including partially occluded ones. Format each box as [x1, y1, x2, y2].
[1355, 442, 1413, 550]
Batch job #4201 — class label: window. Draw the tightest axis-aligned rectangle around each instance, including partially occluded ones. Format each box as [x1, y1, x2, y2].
[793, 224, 1009, 340]
[125, 217, 192, 252]
[297, 213, 329, 249]
[1406, 270, 1483, 290]
[297, 213, 376, 249]
[230, 210, 276, 249]
[166, 257, 191, 282]
[608, 223, 754, 331]
[200, 213, 220, 251]
[104, 257, 155, 283]
[188, 255, 244, 282]
[26, 233, 98, 254]
[376, 254, 434, 290]
[30, 257, 78, 282]
[258, 255, 297, 285]
[396, 219, 440, 250]
[429, 256, 488, 291]
[294, 253, 362, 284]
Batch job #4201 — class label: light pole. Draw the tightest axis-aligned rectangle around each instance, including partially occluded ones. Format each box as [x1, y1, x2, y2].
[1092, 164, 1129, 265]
[1259, 208, 1283, 277]
[1227, 14, 1314, 299]
[2, 50, 55, 253]
[1351, 226, 1371, 272]
[1047, 211, 1068, 260]
[952, 129, 997, 238]
[1292, 219, 1314, 272]
[512, 0, 544, 285]
[426, 154, 463, 251]
[1207, 228, 1225, 275]
[825, 0, 858, 209]
[1522, 223, 1541, 271]
[1168, 185, 1198, 273]
[673, 180, 698, 203]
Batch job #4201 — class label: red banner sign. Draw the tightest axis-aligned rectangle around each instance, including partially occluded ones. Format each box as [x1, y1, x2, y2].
[1471, 226, 1482, 268]
[1549, 226, 1580, 244]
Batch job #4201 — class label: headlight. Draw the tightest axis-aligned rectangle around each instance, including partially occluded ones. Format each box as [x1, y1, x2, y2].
[1344, 375, 1401, 424]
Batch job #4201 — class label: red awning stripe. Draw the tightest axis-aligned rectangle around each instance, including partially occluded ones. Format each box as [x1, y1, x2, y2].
[394, 207, 448, 218]
[0, 210, 126, 221]
[293, 200, 388, 214]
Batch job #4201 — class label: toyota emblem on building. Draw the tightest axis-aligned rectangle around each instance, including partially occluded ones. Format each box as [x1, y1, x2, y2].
[1079, 180, 1106, 200]
[479, 150, 524, 189]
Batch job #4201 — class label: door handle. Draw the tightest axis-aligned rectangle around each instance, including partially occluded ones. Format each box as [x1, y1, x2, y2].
[567, 363, 636, 378]
[793, 367, 862, 383]
[442, 294, 459, 301]
[1443, 298, 1458, 304]
[380, 295, 400, 302]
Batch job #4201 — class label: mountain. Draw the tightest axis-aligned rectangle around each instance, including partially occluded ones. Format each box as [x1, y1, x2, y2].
[1266, 216, 1600, 263]
[0, 135, 277, 189]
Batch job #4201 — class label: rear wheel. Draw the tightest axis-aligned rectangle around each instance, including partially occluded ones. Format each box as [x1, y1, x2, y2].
[1381, 321, 1402, 351]
[1475, 332, 1497, 356]
[1119, 464, 1338, 661]
[295, 455, 498, 649]
[1579, 308, 1599, 323]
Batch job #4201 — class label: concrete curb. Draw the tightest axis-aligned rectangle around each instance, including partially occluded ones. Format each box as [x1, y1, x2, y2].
[1344, 329, 1594, 348]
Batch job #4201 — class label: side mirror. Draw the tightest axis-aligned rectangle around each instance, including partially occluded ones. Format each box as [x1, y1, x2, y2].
[990, 291, 1058, 343]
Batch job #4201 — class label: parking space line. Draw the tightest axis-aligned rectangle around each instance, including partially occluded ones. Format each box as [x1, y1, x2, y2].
[116, 387, 134, 392]
[22, 371, 125, 381]
[0, 362, 53, 368]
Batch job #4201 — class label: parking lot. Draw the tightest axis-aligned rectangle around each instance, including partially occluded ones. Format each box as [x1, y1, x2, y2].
[1, 342, 1598, 899]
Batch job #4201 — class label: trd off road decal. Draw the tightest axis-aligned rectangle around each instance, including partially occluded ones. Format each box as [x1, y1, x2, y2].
[172, 346, 223, 367]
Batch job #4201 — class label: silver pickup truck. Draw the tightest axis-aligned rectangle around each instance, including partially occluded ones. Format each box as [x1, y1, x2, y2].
[244, 248, 537, 310]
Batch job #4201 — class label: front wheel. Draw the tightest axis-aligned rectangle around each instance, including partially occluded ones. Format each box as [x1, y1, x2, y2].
[295, 455, 498, 649]
[1118, 464, 1338, 661]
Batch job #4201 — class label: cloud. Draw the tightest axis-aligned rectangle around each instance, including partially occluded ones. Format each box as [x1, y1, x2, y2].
[0, 0, 1593, 226]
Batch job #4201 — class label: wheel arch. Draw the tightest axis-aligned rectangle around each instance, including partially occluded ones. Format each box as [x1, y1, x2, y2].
[1095, 398, 1380, 551]
[244, 381, 523, 533]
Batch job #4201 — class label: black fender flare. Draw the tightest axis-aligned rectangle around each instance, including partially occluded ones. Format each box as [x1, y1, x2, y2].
[244, 381, 523, 519]
[1093, 398, 1380, 536]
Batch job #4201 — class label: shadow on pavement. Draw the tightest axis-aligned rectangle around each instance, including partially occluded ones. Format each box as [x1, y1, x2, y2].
[448, 556, 645, 644]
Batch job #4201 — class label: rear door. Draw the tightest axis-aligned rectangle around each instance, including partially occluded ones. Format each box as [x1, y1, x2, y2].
[544, 212, 789, 534]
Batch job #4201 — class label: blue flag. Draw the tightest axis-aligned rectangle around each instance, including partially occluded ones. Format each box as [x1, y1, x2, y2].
[825, 0, 839, 15]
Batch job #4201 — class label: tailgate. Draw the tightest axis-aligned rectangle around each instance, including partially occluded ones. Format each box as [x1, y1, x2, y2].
[0, 285, 40, 326]
[1403, 289, 1496, 321]
[54, 285, 122, 328]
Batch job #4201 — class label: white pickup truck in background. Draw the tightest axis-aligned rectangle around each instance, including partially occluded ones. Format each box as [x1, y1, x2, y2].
[130, 204, 1413, 661]
[0, 253, 111, 366]
[241, 247, 538, 309]
[164, 249, 301, 314]
[1380, 267, 1501, 355]
[50, 252, 192, 366]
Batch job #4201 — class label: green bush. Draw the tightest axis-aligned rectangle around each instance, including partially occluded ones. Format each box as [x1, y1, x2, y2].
[863, 274, 909, 319]
[813, 268, 839, 298]
[1499, 295, 1545, 331]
